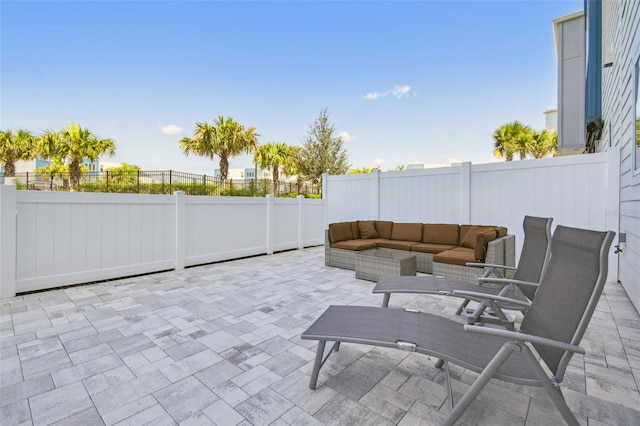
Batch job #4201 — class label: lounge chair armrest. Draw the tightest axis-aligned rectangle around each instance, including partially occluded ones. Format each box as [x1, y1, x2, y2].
[476, 277, 540, 288]
[451, 290, 531, 308]
[463, 325, 585, 354]
[466, 262, 517, 271]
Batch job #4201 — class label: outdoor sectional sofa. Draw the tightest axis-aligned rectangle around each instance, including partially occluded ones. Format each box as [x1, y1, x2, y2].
[325, 220, 515, 283]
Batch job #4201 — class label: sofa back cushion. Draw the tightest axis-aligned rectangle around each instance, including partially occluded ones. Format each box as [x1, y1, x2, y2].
[423, 224, 459, 245]
[390, 223, 423, 242]
[460, 225, 494, 249]
[495, 226, 508, 238]
[375, 221, 394, 239]
[350, 221, 360, 239]
[328, 222, 354, 243]
[474, 229, 498, 261]
[358, 220, 379, 239]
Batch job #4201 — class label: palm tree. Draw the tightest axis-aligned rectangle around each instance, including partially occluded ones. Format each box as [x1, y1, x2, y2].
[254, 142, 297, 195]
[0, 129, 36, 176]
[492, 121, 533, 161]
[179, 116, 259, 182]
[39, 123, 116, 188]
[528, 129, 558, 159]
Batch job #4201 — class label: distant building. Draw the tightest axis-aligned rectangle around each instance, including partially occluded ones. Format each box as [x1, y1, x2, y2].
[214, 167, 273, 181]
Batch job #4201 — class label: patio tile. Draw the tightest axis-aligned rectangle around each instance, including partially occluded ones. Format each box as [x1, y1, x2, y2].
[0, 399, 31, 425]
[153, 376, 218, 422]
[234, 387, 294, 426]
[314, 394, 393, 426]
[52, 353, 123, 387]
[92, 370, 170, 415]
[21, 348, 72, 379]
[29, 381, 94, 426]
[202, 399, 245, 425]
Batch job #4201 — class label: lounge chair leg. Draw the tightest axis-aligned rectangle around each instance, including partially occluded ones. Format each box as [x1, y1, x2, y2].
[444, 360, 454, 411]
[455, 299, 470, 315]
[382, 293, 390, 307]
[309, 340, 326, 390]
[521, 345, 580, 426]
[434, 358, 444, 369]
[442, 342, 518, 426]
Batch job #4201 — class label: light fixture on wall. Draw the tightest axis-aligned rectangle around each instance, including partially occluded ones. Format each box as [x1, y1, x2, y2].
[603, 62, 614, 68]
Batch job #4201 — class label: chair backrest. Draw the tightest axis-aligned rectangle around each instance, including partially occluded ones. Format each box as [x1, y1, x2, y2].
[512, 216, 553, 300]
[520, 225, 615, 379]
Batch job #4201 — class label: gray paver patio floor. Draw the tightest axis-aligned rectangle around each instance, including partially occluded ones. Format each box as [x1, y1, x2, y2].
[1, 246, 639, 425]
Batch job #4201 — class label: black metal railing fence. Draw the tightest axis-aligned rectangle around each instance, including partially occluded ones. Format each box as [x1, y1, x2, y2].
[0, 170, 321, 197]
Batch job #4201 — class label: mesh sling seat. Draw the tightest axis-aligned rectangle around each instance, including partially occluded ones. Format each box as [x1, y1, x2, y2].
[301, 225, 615, 425]
[373, 216, 552, 329]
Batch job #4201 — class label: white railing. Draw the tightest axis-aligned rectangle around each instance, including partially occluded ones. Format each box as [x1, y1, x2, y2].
[0, 188, 324, 298]
[323, 149, 621, 281]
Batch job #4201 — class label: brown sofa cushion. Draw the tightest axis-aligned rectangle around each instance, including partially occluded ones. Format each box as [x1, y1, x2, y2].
[433, 247, 476, 266]
[328, 222, 354, 243]
[375, 221, 394, 239]
[390, 223, 423, 242]
[332, 240, 377, 251]
[411, 243, 458, 254]
[495, 226, 508, 238]
[474, 229, 498, 261]
[460, 226, 493, 249]
[358, 220, 378, 239]
[377, 240, 416, 251]
[422, 224, 459, 245]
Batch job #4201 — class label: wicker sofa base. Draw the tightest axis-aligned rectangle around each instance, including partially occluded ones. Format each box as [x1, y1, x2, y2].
[325, 231, 515, 279]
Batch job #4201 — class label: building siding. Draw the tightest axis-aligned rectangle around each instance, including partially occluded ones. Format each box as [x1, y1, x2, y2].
[600, 0, 640, 309]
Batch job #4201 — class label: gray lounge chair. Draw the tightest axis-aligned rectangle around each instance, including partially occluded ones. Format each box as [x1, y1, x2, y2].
[373, 215, 552, 329]
[301, 225, 615, 425]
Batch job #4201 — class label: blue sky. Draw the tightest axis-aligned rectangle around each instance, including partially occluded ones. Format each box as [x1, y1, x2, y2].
[1, 0, 583, 174]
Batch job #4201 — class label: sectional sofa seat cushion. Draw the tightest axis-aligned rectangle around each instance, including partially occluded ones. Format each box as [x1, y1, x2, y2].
[433, 247, 477, 266]
[357, 220, 379, 239]
[422, 224, 459, 245]
[411, 243, 459, 254]
[376, 240, 416, 251]
[332, 240, 378, 251]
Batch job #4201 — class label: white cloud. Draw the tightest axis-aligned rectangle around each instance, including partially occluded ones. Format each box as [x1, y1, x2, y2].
[160, 124, 183, 135]
[392, 85, 411, 98]
[364, 85, 412, 100]
[338, 131, 352, 142]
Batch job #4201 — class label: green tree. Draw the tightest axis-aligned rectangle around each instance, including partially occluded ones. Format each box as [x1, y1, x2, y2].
[107, 163, 141, 186]
[254, 142, 299, 195]
[297, 108, 350, 185]
[492, 121, 533, 161]
[0, 129, 36, 176]
[39, 123, 116, 187]
[34, 158, 83, 190]
[349, 166, 380, 174]
[528, 129, 558, 159]
[179, 116, 259, 182]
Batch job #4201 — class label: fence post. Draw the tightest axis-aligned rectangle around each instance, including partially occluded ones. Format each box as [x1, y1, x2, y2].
[372, 169, 380, 220]
[298, 195, 305, 249]
[174, 191, 186, 270]
[460, 162, 471, 224]
[266, 194, 274, 254]
[0, 185, 17, 298]
[322, 173, 328, 229]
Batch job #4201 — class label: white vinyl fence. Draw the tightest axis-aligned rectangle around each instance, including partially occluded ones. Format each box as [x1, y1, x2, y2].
[323, 149, 621, 282]
[0, 188, 324, 298]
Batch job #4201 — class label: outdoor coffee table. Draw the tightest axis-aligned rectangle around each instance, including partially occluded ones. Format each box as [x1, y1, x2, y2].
[355, 249, 417, 282]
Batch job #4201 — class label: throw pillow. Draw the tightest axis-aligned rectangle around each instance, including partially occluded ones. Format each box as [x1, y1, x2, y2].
[460, 226, 487, 249]
[474, 229, 498, 261]
[358, 221, 379, 239]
